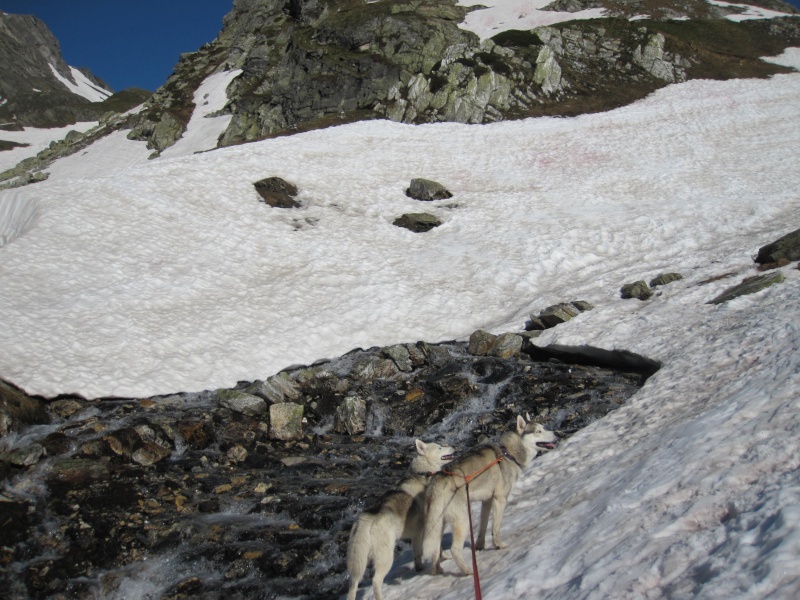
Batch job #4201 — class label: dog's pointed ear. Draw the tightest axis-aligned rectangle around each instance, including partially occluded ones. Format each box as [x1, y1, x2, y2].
[415, 439, 427, 455]
[517, 415, 526, 435]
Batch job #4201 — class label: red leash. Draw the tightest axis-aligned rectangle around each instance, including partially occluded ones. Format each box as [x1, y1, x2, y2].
[443, 455, 504, 600]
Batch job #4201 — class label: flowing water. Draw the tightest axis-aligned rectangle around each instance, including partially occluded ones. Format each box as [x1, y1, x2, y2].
[0, 341, 654, 599]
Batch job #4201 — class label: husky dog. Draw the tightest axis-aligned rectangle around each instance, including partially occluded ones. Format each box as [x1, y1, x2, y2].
[422, 416, 557, 575]
[346, 439, 455, 600]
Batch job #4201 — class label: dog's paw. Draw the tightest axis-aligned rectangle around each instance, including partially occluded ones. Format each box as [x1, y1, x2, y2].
[494, 541, 508, 549]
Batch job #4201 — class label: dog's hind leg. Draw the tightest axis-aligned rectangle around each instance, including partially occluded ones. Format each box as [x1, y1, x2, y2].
[475, 500, 492, 550]
[371, 535, 394, 600]
[346, 518, 370, 600]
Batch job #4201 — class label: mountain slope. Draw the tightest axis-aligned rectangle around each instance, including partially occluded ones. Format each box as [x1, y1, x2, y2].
[0, 11, 125, 128]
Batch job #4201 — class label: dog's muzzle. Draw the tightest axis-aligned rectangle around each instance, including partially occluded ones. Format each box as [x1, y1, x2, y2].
[536, 442, 557, 451]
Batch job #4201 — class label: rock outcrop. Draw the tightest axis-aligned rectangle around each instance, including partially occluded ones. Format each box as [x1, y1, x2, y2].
[0, 11, 129, 128]
[126, 0, 800, 153]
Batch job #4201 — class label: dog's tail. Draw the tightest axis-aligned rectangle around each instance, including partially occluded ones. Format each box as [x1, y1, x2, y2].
[346, 513, 372, 600]
[421, 475, 447, 571]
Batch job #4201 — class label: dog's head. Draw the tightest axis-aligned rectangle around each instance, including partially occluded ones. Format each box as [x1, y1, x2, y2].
[415, 439, 456, 470]
[517, 415, 558, 455]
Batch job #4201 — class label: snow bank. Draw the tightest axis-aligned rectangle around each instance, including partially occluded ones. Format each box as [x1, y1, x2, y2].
[160, 69, 242, 159]
[48, 64, 112, 102]
[457, 0, 606, 40]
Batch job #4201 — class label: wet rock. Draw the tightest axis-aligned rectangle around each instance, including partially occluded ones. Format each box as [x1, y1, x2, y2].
[650, 272, 684, 287]
[621, 280, 653, 300]
[351, 356, 399, 381]
[468, 329, 497, 356]
[383, 344, 413, 372]
[132, 443, 173, 466]
[468, 331, 523, 359]
[254, 176, 301, 208]
[405, 178, 453, 201]
[178, 418, 214, 450]
[335, 395, 367, 435]
[218, 389, 267, 416]
[491, 333, 523, 359]
[269, 402, 304, 441]
[755, 227, 800, 264]
[3, 442, 45, 466]
[47, 398, 85, 419]
[393, 212, 442, 233]
[227, 444, 249, 463]
[707, 271, 786, 305]
[0, 379, 49, 435]
[46, 457, 110, 484]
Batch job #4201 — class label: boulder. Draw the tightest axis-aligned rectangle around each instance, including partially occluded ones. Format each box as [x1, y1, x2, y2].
[539, 303, 580, 328]
[3, 443, 45, 467]
[490, 333, 523, 359]
[393, 212, 442, 233]
[218, 389, 267, 416]
[650, 272, 684, 287]
[405, 178, 453, 201]
[620, 281, 653, 300]
[0, 380, 49, 436]
[382, 344, 413, 372]
[468, 330, 497, 356]
[707, 271, 785, 305]
[253, 177, 301, 208]
[755, 228, 800, 264]
[269, 402, 304, 441]
[530, 301, 594, 329]
[335, 395, 367, 435]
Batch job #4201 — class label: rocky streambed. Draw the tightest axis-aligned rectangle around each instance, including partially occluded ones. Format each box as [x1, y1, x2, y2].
[1, 336, 655, 600]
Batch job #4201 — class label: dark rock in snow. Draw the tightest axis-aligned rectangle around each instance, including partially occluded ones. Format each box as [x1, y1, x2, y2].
[405, 178, 453, 201]
[254, 176, 301, 208]
[650, 272, 684, 287]
[755, 227, 800, 264]
[707, 271, 785, 305]
[393, 212, 442, 232]
[529, 301, 594, 329]
[621, 280, 654, 300]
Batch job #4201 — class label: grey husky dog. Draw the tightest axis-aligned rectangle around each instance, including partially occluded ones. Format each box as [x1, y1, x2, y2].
[346, 438, 455, 600]
[421, 416, 557, 575]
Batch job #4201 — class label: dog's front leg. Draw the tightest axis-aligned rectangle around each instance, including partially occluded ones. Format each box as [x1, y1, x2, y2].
[491, 495, 508, 549]
[475, 500, 492, 550]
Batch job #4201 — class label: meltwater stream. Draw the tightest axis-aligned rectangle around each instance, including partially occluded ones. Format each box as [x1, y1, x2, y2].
[0, 339, 653, 599]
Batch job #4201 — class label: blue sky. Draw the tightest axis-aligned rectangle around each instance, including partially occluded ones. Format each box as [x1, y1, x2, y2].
[0, 0, 233, 92]
[1, 0, 799, 93]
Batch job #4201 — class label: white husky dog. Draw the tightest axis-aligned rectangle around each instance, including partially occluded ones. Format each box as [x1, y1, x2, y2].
[346, 438, 455, 600]
[422, 416, 557, 575]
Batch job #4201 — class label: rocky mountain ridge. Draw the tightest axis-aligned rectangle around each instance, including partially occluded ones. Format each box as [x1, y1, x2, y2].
[0, 11, 146, 129]
[127, 0, 800, 153]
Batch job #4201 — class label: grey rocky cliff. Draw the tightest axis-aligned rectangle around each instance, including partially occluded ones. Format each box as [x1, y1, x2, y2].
[0, 12, 116, 127]
[127, 0, 800, 154]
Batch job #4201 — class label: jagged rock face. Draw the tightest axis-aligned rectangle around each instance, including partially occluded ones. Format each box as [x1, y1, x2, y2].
[0, 12, 114, 127]
[128, 0, 800, 153]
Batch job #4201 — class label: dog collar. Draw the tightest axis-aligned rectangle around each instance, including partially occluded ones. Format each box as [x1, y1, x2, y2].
[499, 445, 523, 468]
